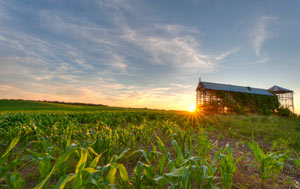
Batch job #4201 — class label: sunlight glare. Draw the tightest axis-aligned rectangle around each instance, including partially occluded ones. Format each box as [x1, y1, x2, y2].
[189, 104, 196, 112]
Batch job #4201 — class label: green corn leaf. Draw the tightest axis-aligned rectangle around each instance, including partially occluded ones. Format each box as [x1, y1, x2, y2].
[112, 163, 128, 182]
[127, 150, 151, 165]
[134, 161, 143, 178]
[72, 173, 83, 189]
[85, 177, 99, 187]
[55, 146, 78, 168]
[154, 133, 165, 147]
[75, 149, 88, 173]
[83, 167, 99, 173]
[211, 148, 222, 166]
[106, 167, 117, 184]
[54, 173, 77, 189]
[158, 154, 166, 175]
[142, 163, 155, 178]
[100, 163, 111, 176]
[116, 148, 129, 161]
[88, 146, 99, 156]
[165, 167, 185, 177]
[34, 166, 56, 189]
[1, 135, 20, 159]
[89, 154, 101, 169]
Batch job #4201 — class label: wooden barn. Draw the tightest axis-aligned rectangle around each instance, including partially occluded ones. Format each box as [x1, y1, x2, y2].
[195, 79, 291, 114]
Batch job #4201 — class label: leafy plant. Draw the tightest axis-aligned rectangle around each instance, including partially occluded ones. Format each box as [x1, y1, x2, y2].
[0, 135, 21, 180]
[5, 170, 25, 189]
[246, 141, 287, 187]
[292, 153, 300, 170]
[218, 145, 243, 189]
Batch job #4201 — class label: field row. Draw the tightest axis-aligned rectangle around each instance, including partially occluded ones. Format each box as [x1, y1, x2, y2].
[0, 111, 300, 188]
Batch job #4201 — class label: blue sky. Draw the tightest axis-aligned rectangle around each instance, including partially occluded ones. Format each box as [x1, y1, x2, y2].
[0, 0, 300, 112]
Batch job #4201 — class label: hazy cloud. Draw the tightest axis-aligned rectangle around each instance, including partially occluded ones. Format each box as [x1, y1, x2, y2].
[171, 83, 192, 89]
[215, 47, 240, 60]
[253, 16, 276, 56]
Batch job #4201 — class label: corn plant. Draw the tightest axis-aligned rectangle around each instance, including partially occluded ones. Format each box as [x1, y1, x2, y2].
[246, 141, 287, 187]
[5, 169, 25, 189]
[197, 131, 213, 160]
[292, 153, 300, 170]
[54, 148, 99, 188]
[0, 135, 21, 181]
[34, 144, 79, 189]
[218, 145, 243, 189]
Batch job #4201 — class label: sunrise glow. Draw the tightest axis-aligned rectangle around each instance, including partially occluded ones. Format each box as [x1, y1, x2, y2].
[189, 104, 196, 112]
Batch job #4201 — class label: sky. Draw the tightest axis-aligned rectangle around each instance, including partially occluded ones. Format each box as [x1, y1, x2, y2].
[0, 0, 300, 112]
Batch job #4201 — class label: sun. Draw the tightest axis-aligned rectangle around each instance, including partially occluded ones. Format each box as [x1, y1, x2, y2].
[189, 104, 196, 112]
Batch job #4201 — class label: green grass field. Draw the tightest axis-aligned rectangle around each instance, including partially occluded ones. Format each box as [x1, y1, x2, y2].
[0, 100, 300, 188]
[0, 99, 131, 111]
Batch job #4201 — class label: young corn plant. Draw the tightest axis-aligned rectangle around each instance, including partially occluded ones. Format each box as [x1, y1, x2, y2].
[292, 153, 300, 170]
[0, 135, 21, 181]
[151, 133, 222, 188]
[34, 144, 79, 189]
[103, 148, 129, 186]
[246, 141, 287, 187]
[218, 145, 243, 189]
[5, 169, 25, 189]
[54, 148, 100, 189]
[197, 131, 213, 160]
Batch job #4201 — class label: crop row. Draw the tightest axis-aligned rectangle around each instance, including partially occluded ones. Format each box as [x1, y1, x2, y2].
[0, 111, 299, 188]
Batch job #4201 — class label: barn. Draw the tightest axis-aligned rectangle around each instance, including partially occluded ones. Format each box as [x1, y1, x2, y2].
[195, 79, 293, 114]
[269, 85, 294, 112]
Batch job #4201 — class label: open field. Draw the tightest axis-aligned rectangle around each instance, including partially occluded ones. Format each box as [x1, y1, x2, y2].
[0, 100, 125, 111]
[1, 100, 300, 188]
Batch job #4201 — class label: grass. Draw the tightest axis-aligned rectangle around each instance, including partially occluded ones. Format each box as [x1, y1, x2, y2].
[0, 100, 299, 188]
[206, 115, 300, 151]
[0, 99, 126, 111]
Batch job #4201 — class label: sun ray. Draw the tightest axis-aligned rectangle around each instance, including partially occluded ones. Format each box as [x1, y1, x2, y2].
[189, 104, 196, 112]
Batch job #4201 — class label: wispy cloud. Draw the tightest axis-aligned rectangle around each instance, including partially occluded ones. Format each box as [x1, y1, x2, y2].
[171, 83, 192, 89]
[108, 54, 128, 71]
[232, 57, 270, 66]
[154, 24, 200, 35]
[253, 16, 276, 56]
[0, 0, 254, 110]
[215, 47, 240, 60]
[244, 57, 270, 65]
[37, 1, 218, 74]
[74, 59, 93, 69]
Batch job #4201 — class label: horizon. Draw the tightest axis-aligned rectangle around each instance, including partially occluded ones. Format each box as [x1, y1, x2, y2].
[0, 0, 299, 113]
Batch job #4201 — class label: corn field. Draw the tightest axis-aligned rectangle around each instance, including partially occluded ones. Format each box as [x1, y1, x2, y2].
[0, 110, 299, 188]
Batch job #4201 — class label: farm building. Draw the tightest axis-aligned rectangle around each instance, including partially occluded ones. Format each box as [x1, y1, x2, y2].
[269, 85, 294, 112]
[196, 79, 293, 114]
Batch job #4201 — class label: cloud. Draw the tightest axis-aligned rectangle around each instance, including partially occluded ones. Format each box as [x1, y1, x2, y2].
[74, 59, 93, 69]
[154, 24, 200, 35]
[109, 55, 128, 71]
[121, 28, 213, 72]
[171, 83, 192, 89]
[253, 16, 276, 56]
[0, 0, 236, 110]
[215, 47, 240, 60]
[37, 4, 216, 73]
[244, 57, 269, 65]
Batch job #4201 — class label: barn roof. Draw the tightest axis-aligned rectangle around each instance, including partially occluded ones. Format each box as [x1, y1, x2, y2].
[269, 85, 293, 93]
[197, 81, 275, 96]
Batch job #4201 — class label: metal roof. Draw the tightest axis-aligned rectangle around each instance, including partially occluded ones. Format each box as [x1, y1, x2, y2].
[197, 81, 275, 96]
[269, 85, 293, 93]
